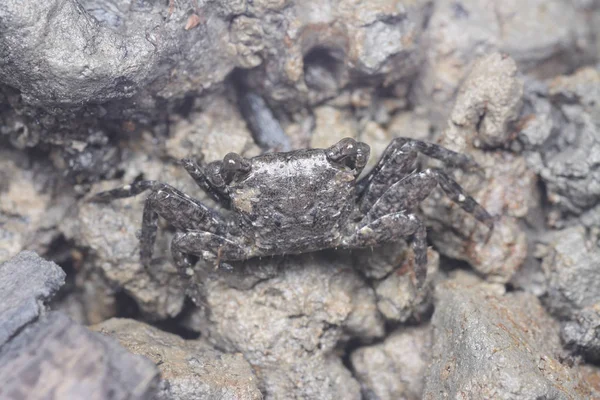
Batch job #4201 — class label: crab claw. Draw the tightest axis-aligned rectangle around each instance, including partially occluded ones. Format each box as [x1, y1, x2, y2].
[326, 138, 370, 173]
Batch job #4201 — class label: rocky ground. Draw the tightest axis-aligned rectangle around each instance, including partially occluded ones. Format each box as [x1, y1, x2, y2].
[1, 0, 600, 399]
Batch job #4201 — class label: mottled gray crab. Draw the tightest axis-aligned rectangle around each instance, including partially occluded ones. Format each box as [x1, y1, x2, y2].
[92, 138, 493, 287]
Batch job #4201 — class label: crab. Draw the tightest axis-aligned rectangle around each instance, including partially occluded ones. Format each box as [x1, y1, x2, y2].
[92, 138, 494, 287]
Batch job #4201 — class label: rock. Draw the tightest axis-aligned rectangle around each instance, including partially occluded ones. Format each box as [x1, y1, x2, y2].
[541, 227, 600, 319]
[310, 105, 358, 149]
[580, 364, 600, 398]
[183, 253, 383, 399]
[351, 325, 432, 400]
[0, 312, 159, 399]
[0, 251, 65, 347]
[415, 0, 595, 126]
[423, 278, 595, 399]
[62, 156, 195, 319]
[520, 67, 600, 219]
[372, 247, 439, 322]
[165, 97, 260, 163]
[0, 149, 74, 262]
[422, 149, 532, 284]
[446, 53, 523, 149]
[92, 318, 262, 400]
[562, 305, 600, 364]
[412, 53, 535, 283]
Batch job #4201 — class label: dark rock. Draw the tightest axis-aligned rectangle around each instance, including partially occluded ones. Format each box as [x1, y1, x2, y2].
[0, 251, 65, 346]
[0, 312, 159, 400]
[562, 306, 600, 364]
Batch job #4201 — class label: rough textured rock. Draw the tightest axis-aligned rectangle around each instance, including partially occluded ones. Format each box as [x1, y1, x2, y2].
[93, 318, 263, 400]
[520, 66, 600, 220]
[541, 227, 600, 319]
[0, 0, 432, 118]
[165, 96, 261, 163]
[420, 54, 533, 283]
[351, 325, 432, 400]
[0, 312, 159, 400]
[183, 253, 383, 399]
[62, 157, 188, 319]
[365, 246, 439, 322]
[0, 149, 74, 262]
[562, 305, 600, 364]
[423, 277, 594, 399]
[0, 251, 65, 346]
[445, 52, 524, 149]
[415, 0, 596, 125]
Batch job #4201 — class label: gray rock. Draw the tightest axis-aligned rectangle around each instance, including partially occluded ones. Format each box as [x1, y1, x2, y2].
[580, 364, 600, 398]
[1, 0, 431, 124]
[541, 227, 600, 319]
[0, 149, 74, 262]
[423, 278, 595, 399]
[0, 251, 65, 347]
[520, 67, 600, 218]
[415, 0, 596, 126]
[0, 312, 159, 400]
[92, 318, 262, 400]
[371, 247, 439, 323]
[183, 253, 383, 399]
[351, 325, 432, 400]
[445, 52, 523, 149]
[562, 305, 600, 364]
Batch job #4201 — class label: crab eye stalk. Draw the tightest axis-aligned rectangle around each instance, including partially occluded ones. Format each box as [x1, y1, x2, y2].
[326, 138, 370, 173]
[222, 152, 252, 183]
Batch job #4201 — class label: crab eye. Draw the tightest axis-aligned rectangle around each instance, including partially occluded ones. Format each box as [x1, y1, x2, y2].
[222, 152, 251, 183]
[326, 138, 370, 172]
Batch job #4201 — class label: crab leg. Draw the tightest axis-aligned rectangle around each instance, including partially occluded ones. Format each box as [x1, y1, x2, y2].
[344, 212, 428, 288]
[171, 231, 249, 271]
[357, 137, 480, 211]
[366, 169, 494, 231]
[91, 181, 228, 267]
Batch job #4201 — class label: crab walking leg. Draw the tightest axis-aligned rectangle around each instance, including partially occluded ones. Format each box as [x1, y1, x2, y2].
[91, 181, 228, 267]
[366, 169, 494, 230]
[357, 137, 480, 212]
[344, 212, 429, 288]
[171, 231, 249, 270]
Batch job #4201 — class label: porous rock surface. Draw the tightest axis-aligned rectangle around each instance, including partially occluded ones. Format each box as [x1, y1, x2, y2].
[92, 318, 263, 400]
[415, 0, 596, 126]
[351, 325, 432, 400]
[183, 253, 384, 400]
[421, 53, 533, 284]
